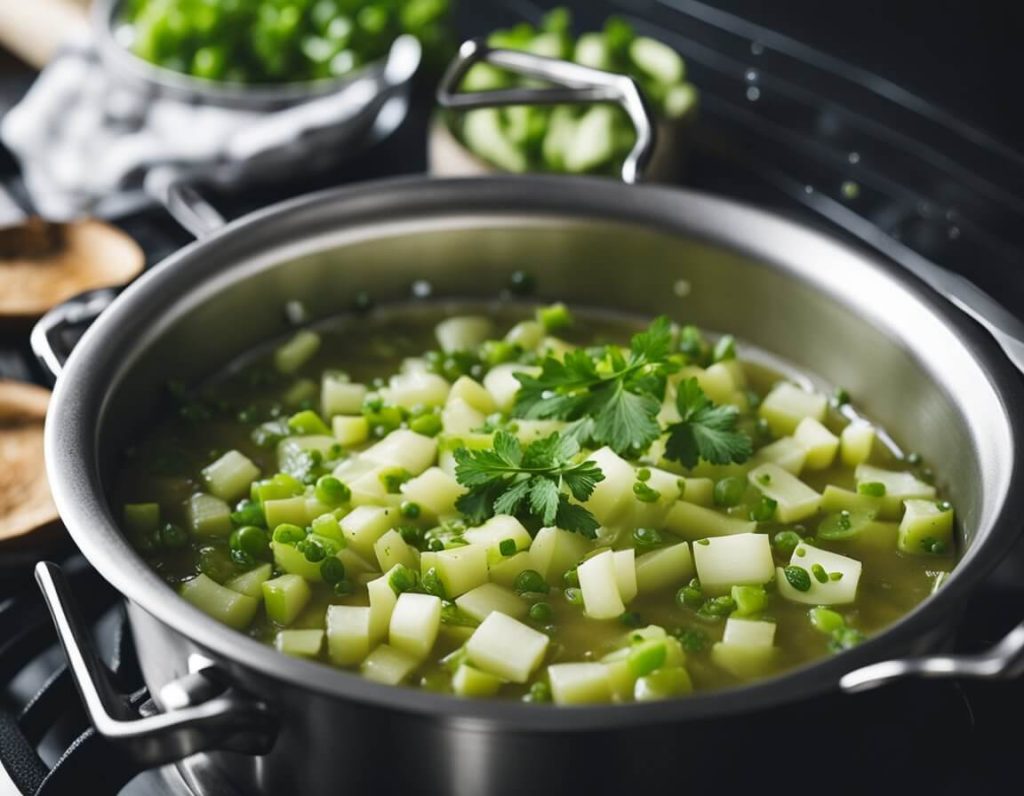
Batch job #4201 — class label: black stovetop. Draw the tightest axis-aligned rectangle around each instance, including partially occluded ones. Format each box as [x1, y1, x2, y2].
[1, 2, 1022, 794]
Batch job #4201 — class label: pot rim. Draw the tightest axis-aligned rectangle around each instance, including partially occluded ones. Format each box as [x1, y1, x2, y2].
[45, 175, 1024, 731]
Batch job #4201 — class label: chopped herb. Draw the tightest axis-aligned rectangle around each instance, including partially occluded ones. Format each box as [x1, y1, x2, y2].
[388, 564, 419, 595]
[632, 481, 661, 503]
[712, 335, 736, 362]
[811, 563, 829, 584]
[664, 378, 754, 469]
[420, 567, 447, 599]
[498, 538, 517, 557]
[619, 611, 644, 628]
[832, 387, 851, 407]
[632, 527, 663, 551]
[697, 595, 736, 620]
[784, 565, 812, 592]
[512, 316, 680, 456]
[453, 430, 605, 537]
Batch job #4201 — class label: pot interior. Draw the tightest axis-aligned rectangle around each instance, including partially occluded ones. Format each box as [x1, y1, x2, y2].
[97, 206, 1012, 555]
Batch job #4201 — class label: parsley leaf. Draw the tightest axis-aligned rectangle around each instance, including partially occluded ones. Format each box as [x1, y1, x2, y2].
[453, 430, 604, 536]
[512, 316, 679, 456]
[664, 378, 753, 468]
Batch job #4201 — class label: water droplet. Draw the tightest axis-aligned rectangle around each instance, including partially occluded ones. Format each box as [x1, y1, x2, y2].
[804, 185, 815, 195]
[841, 181, 860, 200]
[847, 151, 861, 165]
[750, 41, 764, 55]
[948, 226, 961, 240]
[745, 68, 759, 83]
[411, 280, 432, 298]
[673, 279, 692, 297]
[746, 86, 761, 102]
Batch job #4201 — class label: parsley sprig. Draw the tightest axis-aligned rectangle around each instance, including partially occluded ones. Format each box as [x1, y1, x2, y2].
[512, 316, 678, 456]
[664, 377, 753, 468]
[453, 430, 605, 537]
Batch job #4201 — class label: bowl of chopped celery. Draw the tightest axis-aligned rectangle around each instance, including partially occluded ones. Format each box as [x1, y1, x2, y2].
[32, 172, 1024, 790]
[429, 9, 697, 180]
[96, 0, 451, 108]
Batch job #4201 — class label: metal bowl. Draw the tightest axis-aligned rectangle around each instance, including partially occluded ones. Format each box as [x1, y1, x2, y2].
[33, 173, 1024, 794]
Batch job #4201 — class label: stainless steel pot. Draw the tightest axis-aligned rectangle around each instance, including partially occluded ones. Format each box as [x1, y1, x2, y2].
[30, 43, 1024, 796]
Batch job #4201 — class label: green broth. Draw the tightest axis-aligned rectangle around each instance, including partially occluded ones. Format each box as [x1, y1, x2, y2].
[115, 304, 956, 701]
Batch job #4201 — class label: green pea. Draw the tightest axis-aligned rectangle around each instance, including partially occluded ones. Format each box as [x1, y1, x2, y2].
[528, 602, 552, 622]
[320, 556, 346, 585]
[315, 476, 351, 507]
[514, 569, 548, 595]
[231, 525, 269, 560]
[713, 476, 745, 508]
[160, 522, 189, 550]
[772, 530, 802, 556]
[784, 565, 812, 592]
[272, 523, 306, 545]
[400, 501, 422, 519]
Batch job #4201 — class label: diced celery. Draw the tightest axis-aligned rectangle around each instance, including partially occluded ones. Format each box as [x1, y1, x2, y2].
[542, 105, 578, 171]
[613, 549, 637, 604]
[634, 667, 693, 701]
[262, 573, 311, 625]
[679, 477, 714, 507]
[691, 363, 736, 406]
[389, 592, 442, 659]
[362, 429, 437, 474]
[339, 505, 396, 558]
[461, 109, 528, 172]
[711, 642, 776, 679]
[326, 605, 372, 666]
[333, 415, 370, 447]
[793, 418, 839, 470]
[264, 496, 309, 529]
[374, 528, 418, 571]
[629, 36, 685, 85]
[463, 515, 532, 560]
[338, 547, 376, 578]
[274, 329, 320, 374]
[487, 551, 535, 588]
[435, 316, 494, 354]
[747, 463, 821, 523]
[574, 31, 612, 70]
[400, 467, 465, 520]
[663, 82, 698, 120]
[582, 446, 636, 526]
[124, 503, 160, 537]
[310, 513, 344, 542]
[578, 550, 625, 620]
[367, 568, 399, 644]
[504, 320, 544, 351]
[455, 582, 527, 622]
[225, 563, 272, 598]
[452, 664, 504, 698]
[272, 541, 326, 582]
[528, 526, 589, 583]
[722, 618, 776, 647]
[855, 465, 936, 518]
[751, 437, 807, 475]
[635, 543, 694, 593]
[361, 644, 419, 685]
[563, 105, 617, 173]
[776, 543, 862, 605]
[252, 473, 303, 503]
[465, 612, 549, 683]
[758, 383, 827, 436]
[275, 629, 323, 657]
[820, 485, 884, 518]
[198, 450, 258, 499]
[187, 493, 232, 536]
[663, 501, 756, 540]
[460, 63, 510, 92]
[548, 663, 613, 705]
[482, 363, 538, 412]
[441, 397, 486, 436]
[321, 376, 366, 417]
[420, 545, 488, 597]
[840, 421, 875, 467]
[385, 371, 450, 410]
[447, 376, 497, 414]
[180, 574, 259, 630]
[693, 532, 774, 594]
[898, 499, 954, 555]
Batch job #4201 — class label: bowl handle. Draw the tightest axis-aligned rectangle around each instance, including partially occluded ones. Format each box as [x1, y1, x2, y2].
[29, 286, 120, 383]
[840, 619, 1024, 693]
[436, 38, 656, 185]
[34, 562, 277, 768]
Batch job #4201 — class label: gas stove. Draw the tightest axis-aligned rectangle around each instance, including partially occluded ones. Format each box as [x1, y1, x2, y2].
[1, 1, 1022, 793]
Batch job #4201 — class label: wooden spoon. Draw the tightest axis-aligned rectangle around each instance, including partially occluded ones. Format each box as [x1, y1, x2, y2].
[0, 217, 144, 327]
[0, 379, 60, 547]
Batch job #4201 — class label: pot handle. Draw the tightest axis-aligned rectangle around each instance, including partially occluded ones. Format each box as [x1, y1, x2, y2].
[840, 619, 1024, 693]
[436, 38, 656, 184]
[35, 562, 277, 767]
[29, 286, 120, 383]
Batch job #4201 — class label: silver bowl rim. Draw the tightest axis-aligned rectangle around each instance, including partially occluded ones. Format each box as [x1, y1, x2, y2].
[45, 175, 1024, 731]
